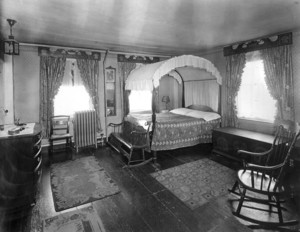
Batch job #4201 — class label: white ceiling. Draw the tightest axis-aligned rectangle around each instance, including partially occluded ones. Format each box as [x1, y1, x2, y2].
[1, 0, 300, 56]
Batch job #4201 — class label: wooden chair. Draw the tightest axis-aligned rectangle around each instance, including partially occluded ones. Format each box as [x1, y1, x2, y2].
[107, 121, 153, 167]
[49, 115, 73, 162]
[229, 125, 300, 228]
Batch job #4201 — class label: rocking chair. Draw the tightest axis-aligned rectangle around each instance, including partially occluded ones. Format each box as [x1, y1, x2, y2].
[107, 121, 153, 167]
[229, 124, 300, 228]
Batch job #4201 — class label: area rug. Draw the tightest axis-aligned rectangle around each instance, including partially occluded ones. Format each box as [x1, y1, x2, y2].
[43, 205, 106, 232]
[151, 158, 236, 210]
[50, 156, 120, 211]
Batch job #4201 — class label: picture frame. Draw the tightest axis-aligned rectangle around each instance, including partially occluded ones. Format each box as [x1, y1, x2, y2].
[105, 66, 116, 82]
[105, 66, 116, 116]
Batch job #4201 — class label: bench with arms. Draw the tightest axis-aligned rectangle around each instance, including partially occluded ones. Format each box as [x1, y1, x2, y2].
[107, 121, 153, 167]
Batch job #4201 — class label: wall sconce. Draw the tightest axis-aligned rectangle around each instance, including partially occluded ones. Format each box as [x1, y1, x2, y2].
[162, 95, 170, 110]
[3, 19, 19, 55]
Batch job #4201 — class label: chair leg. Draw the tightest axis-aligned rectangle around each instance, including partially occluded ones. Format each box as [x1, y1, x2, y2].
[268, 195, 273, 212]
[236, 187, 247, 215]
[228, 180, 239, 194]
[127, 149, 133, 166]
[275, 195, 284, 224]
[68, 138, 73, 160]
[141, 149, 145, 161]
[49, 140, 53, 165]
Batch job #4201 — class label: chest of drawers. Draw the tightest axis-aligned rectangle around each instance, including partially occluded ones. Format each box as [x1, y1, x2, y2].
[0, 123, 42, 220]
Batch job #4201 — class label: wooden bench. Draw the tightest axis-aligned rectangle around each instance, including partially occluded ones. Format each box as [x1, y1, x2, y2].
[107, 121, 153, 167]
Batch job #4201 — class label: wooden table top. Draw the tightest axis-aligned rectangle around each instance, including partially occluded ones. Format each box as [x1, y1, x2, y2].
[0, 123, 41, 140]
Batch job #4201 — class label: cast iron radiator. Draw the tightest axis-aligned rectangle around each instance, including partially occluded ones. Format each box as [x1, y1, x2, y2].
[73, 110, 97, 152]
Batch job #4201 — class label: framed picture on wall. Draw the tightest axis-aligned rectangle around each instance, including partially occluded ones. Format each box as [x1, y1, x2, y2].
[105, 66, 116, 116]
[105, 66, 116, 82]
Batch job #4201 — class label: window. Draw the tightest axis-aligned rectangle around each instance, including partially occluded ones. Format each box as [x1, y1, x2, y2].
[236, 51, 276, 123]
[54, 59, 93, 116]
[129, 90, 152, 112]
[54, 85, 93, 116]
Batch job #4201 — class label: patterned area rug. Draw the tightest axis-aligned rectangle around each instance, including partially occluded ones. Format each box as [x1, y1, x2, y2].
[43, 205, 106, 232]
[151, 158, 236, 210]
[50, 156, 120, 211]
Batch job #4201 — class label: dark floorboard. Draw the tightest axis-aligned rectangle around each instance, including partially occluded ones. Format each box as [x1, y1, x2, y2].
[1, 143, 299, 232]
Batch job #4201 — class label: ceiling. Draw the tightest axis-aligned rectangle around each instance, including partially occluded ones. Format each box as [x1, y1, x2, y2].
[1, 0, 300, 56]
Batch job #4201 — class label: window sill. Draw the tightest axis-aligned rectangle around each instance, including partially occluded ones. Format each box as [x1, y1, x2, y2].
[238, 118, 275, 135]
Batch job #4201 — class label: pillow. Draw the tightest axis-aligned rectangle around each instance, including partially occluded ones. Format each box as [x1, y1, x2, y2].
[186, 110, 221, 121]
[187, 104, 214, 112]
[170, 108, 193, 116]
[130, 110, 152, 115]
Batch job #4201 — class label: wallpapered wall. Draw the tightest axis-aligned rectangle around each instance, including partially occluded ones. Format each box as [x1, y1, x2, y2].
[14, 46, 39, 122]
[2, 30, 300, 135]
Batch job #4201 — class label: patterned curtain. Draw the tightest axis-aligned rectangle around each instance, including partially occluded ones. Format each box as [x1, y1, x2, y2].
[222, 53, 246, 127]
[76, 59, 101, 132]
[118, 62, 136, 118]
[39, 56, 66, 137]
[261, 45, 295, 126]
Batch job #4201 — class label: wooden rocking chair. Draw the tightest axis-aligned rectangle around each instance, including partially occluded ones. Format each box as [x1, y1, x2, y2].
[107, 121, 153, 167]
[229, 124, 300, 228]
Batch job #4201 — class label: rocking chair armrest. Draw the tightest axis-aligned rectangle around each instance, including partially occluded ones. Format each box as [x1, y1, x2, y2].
[130, 130, 148, 135]
[237, 147, 272, 157]
[238, 148, 273, 168]
[108, 122, 124, 127]
[245, 162, 284, 172]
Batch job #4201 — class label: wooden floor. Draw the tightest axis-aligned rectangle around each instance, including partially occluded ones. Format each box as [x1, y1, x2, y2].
[1, 143, 300, 232]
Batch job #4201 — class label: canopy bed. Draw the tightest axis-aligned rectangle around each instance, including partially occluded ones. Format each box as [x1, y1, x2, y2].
[122, 55, 223, 164]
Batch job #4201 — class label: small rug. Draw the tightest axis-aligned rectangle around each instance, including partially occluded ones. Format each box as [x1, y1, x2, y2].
[43, 205, 106, 232]
[50, 156, 120, 211]
[151, 158, 236, 210]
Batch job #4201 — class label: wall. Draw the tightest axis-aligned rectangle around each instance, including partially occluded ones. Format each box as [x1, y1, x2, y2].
[2, 55, 14, 124]
[14, 46, 39, 123]
[0, 54, 4, 125]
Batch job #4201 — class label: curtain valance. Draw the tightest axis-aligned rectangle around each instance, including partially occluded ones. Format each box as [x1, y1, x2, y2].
[118, 54, 160, 64]
[223, 32, 292, 56]
[38, 47, 101, 60]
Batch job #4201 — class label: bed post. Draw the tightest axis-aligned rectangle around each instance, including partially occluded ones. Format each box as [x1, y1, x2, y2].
[151, 87, 161, 170]
[174, 70, 185, 107]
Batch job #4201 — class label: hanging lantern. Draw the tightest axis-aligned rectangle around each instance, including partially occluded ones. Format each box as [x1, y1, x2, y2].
[3, 19, 19, 55]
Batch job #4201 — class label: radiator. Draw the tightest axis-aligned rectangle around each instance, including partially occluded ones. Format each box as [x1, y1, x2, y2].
[73, 110, 97, 152]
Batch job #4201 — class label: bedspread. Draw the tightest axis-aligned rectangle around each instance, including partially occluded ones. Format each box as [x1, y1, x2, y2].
[125, 112, 221, 151]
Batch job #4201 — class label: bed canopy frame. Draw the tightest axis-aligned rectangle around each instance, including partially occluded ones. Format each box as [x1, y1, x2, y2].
[125, 54, 222, 90]
[125, 55, 222, 114]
